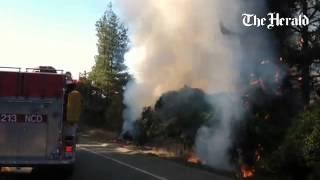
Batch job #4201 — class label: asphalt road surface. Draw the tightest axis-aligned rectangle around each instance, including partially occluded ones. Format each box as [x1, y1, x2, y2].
[0, 143, 233, 180]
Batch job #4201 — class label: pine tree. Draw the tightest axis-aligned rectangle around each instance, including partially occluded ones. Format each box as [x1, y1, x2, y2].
[89, 3, 129, 99]
[88, 3, 130, 130]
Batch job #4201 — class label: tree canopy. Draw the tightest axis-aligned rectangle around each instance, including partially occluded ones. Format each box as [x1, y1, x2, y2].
[79, 3, 130, 131]
[89, 3, 129, 98]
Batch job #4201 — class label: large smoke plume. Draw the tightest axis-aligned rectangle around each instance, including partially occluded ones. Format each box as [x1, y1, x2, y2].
[116, 0, 278, 170]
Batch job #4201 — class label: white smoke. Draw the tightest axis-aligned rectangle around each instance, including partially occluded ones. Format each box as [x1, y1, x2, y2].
[115, 0, 275, 170]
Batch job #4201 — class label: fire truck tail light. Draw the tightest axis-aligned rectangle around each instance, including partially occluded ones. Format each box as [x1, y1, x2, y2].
[65, 146, 73, 153]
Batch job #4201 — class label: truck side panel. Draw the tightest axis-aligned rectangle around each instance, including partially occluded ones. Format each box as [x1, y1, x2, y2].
[0, 72, 20, 97]
[23, 73, 65, 98]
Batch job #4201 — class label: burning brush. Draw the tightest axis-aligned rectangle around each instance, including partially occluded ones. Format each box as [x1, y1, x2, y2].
[187, 152, 203, 164]
[240, 164, 255, 179]
[237, 145, 263, 179]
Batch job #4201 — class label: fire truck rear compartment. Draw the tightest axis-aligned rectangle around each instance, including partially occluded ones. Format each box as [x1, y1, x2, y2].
[0, 99, 62, 159]
[0, 71, 68, 166]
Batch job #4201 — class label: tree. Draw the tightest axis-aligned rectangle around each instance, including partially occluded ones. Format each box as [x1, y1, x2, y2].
[267, 0, 320, 105]
[86, 3, 130, 131]
[89, 3, 129, 99]
[262, 102, 320, 179]
[77, 79, 108, 127]
[134, 86, 213, 147]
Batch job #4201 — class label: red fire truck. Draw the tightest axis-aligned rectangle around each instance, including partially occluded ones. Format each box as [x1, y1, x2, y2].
[0, 66, 81, 175]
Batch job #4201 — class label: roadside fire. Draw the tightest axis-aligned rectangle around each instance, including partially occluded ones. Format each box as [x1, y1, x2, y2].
[0, 167, 13, 173]
[240, 164, 255, 179]
[187, 152, 202, 164]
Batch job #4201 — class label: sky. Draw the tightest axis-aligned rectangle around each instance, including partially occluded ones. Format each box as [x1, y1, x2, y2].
[0, 0, 116, 78]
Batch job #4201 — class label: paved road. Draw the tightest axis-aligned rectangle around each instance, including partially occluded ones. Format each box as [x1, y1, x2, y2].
[0, 143, 233, 180]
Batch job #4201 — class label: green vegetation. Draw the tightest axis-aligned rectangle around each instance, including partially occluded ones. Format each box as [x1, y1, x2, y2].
[259, 103, 320, 179]
[134, 86, 213, 146]
[78, 3, 130, 132]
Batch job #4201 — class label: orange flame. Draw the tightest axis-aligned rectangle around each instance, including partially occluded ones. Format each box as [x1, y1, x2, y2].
[240, 164, 255, 179]
[187, 152, 202, 164]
